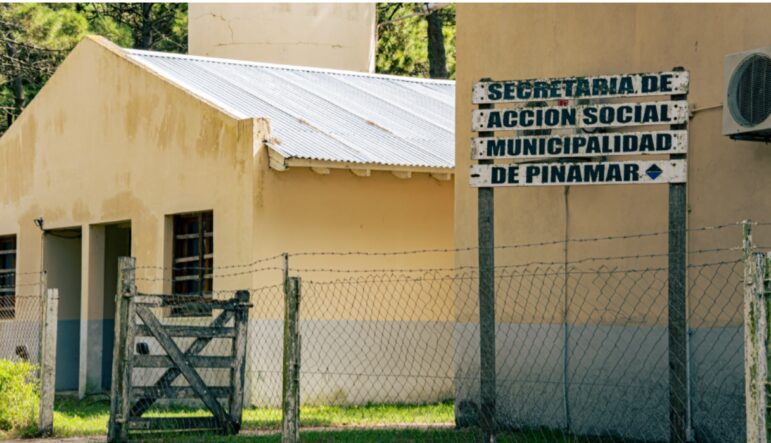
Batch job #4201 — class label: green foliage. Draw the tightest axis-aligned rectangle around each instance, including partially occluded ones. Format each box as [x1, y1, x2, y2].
[0, 3, 187, 138]
[0, 359, 39, 436]
[0, 3, 88, 135]
[0, 2, 448, 138]
[376, 3, 456, 79]
[81, 3, 188, 52]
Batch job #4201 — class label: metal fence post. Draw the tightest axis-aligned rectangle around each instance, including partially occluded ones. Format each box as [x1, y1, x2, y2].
[108, 257, 136, 443]
[38, 287, 58, 435]
[282, 276, 301, 443]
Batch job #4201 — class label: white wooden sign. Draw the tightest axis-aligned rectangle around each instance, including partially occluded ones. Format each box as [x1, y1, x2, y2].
[473, 71, 689, 104]
[469, 160, 687, 187]
[472, 130, 688, 160]
[472, 101, 688, 131]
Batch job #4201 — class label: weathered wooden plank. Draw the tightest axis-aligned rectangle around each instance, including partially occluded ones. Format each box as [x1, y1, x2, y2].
[132, 295, 163, 306]
[127, 417, 219, 431]
[108, 257, 135, 443]
[134, 295, 246, 310]
[667, 70, 689, 443]
[135, 325, 236, 338]
[131, 386, 231, 399]
[174, 253, 213, 264]
[229, 290, 250, 432]
[469, 160, 687, 187]
[476, 98, 497, 442]
[471, 130, 688, 161]
[174, 233, 200, 240]
[174, 232, 213, 240]
[135, 304, 233, 433]
[37, 288, 58, 435]
[133, 355, 234, 368]
[130, 309, 234, 418]
[471, 100, 689, 131]
[472, 71, 690, 104]
[282, 277, 301, 443]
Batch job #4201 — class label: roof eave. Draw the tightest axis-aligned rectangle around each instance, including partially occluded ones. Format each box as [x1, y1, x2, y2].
[268, 148, 453, 181]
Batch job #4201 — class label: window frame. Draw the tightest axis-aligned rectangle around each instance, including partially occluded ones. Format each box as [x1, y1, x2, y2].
[170, 211, 214, 317]
[0, 235, 17, 320]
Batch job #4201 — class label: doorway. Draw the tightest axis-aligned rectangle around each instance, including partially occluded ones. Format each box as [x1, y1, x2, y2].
[100, 223, 131, 390]
[44, 228, 82, 392]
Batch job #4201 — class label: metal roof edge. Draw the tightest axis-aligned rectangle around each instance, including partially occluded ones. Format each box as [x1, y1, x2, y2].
[267, 147, 454, 177]
[84, 36, 246, 121]
[123, 47, 456, 86]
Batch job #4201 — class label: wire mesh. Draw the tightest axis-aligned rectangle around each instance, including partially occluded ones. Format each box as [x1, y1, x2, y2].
[114, 222, 753, 441]
[0, 272, 43, 366]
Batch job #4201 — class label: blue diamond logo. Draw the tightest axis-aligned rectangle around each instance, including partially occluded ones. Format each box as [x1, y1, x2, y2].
[646, 164, 663, 180]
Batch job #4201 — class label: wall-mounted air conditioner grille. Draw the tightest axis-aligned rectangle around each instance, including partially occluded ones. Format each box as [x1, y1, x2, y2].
[723, 46, 771, 140]
[730, 54, 771, 126]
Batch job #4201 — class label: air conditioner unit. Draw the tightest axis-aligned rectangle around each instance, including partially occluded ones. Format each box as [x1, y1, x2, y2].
[723, 45, 771, 141]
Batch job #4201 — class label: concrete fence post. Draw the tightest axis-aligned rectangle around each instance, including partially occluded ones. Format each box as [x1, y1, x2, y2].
[38, 287, 58, 435]
[744, 219, 770, 442]
[282, 276, 301, 443]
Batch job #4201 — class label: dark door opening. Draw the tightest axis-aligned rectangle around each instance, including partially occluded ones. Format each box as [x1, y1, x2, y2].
[101, 223, 131, 390]
[44, 228, 82, 392]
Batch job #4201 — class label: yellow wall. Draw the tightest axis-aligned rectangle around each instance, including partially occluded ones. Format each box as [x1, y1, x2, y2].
[249, 163, 455, 322]
[0, 35, 255, 299]
[455, 4, 771, 328]
[0, 35, 455, 400]
[189, 3, 376, 72]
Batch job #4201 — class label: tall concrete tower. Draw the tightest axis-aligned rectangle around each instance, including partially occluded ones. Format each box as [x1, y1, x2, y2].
[188, 3, 377, 72]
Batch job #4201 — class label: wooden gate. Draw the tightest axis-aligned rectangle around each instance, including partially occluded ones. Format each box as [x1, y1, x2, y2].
[108, 257, 250, 442]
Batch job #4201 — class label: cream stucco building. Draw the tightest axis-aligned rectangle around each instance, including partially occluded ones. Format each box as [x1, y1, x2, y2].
[188, 3, 377, 72]
[454, 4, 771, 442]
[0, 35, 454, 405]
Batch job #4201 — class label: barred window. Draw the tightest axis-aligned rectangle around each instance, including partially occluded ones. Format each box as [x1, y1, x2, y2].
[171, 212, 213, 315]
[0, 235, 16, 319]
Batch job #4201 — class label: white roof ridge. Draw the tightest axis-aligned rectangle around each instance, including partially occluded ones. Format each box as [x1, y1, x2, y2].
[123, 48, 456, 86]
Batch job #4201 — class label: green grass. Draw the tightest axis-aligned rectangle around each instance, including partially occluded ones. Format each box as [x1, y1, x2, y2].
[52, 395, 456, 439]
[49, 396, 634, 442]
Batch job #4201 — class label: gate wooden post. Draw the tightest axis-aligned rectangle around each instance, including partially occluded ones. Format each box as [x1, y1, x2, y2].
[229, 290, 250, 432]
[108, 257, 137, 442]
[38, 288, 58, 435]
[282, 276, 301, 443]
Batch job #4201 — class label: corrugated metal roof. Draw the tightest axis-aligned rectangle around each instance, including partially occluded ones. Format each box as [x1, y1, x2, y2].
[124, 49, 455, 169]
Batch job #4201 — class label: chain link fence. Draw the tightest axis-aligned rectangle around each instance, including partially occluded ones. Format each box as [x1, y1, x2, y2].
[0, 270, 59, 435]
[0, 271, 43, 363]
[115, 221, 760, 442]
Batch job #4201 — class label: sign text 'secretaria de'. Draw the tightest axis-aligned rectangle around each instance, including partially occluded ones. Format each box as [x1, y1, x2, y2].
[473, 71, 689, 103]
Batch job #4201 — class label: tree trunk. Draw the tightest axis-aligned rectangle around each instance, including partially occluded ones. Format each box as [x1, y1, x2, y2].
[139, 3, 153, 49]
[426, 10, 448, 79]
[12, 77, 23, 118]
[6, 43, 23, 125]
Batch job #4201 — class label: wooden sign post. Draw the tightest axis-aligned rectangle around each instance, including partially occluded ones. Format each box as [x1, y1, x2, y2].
[470, 69, 690, 441]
